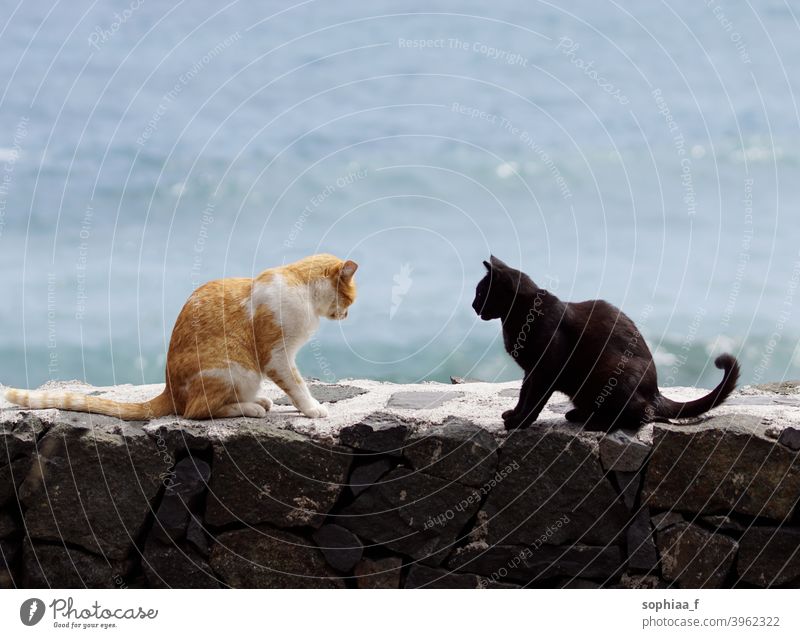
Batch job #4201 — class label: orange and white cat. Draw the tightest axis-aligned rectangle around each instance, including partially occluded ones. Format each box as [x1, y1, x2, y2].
[4, 254, 358, 420]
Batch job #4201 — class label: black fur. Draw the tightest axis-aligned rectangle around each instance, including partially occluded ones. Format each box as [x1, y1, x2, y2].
[472, 256, 740, 431]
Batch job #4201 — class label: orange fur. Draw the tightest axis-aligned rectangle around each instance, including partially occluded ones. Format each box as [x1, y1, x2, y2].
[4, 254, 358, 420]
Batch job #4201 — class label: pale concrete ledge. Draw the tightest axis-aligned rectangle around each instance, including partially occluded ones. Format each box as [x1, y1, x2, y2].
[1, 379, 799, 588]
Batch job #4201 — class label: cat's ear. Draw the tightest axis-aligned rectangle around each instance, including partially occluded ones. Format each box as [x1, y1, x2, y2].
[483, 260, 492, 271]
[339, 260, 358, 282]
[489, 255, 509, 270]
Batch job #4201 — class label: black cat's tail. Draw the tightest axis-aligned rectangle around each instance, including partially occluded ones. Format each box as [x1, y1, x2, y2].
[653, 354, 741, 419]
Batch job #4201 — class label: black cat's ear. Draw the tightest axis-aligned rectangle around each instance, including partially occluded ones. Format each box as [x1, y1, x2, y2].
[483, 260, 492, 271]
[490, 255, 509, 269]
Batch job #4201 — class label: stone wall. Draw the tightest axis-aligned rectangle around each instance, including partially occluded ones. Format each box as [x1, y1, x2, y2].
[1, 378, 799, 588]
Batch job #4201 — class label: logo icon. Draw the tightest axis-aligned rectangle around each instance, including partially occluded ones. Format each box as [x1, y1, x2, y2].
[20, 598, 45, 626]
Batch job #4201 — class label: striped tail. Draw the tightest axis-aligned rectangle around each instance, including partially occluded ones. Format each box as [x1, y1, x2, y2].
[3, 388, 174, 420]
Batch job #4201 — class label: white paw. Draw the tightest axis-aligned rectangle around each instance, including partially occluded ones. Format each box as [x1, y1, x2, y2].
[241, 402, 268, 418]
[254, 396, 273, 411]
[302, 401, 328, 418]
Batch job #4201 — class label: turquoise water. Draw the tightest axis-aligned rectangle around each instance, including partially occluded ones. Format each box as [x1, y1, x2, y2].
[1, 0, 798, 389]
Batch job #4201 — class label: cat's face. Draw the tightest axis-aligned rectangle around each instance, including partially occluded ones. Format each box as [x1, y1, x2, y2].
[321, 260, 358, 320]
[472, 257, 511, 320]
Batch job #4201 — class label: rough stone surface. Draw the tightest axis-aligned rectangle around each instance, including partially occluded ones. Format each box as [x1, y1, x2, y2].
[643, 414, 800, 520]
[656, 522, 738, 588]
[273, 384, 367, 406]
[477, 427, 629, 547]
[0, 458, 29, 507]
[143, 540, 219, 588]
[615, 471, 642, 510]
[209, 527, 343, 588]
[21, 541, 125, 588]
[19, 417, 165, 559]
[339, 468, 482, 564]
[386, 391, 463, 410]
[405, 564, 483, 588]
[312, 524, 363, 573]
[737, 527, 800, 587]
[778, 426, 800, 451]
[348, 458, 395, 496]
[152, 456, 210, 543]
[627, 509, 658, 572]
[403, 417, 498, 487]
[353, 557, 403, 588]
[339, 412, 412, 455]
[600, 429, 652, 472]
[0, 511, 18, 539]
[651, 511, 685, 531]
[205, 422, 352, 528]
[449, 543, 623, 584]
[0, 413, 47, 462]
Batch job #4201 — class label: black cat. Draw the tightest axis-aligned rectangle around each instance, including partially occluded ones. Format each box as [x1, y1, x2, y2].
[472, 256, 740, 431]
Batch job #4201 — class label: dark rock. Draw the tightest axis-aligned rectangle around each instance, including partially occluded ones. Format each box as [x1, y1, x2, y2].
[0, 568, 13, 588]
[477, 428, 629, 547]
[0, 413, 47, 462]
[778, 427, 800, 451]
[557, 577, 602, 588]
[143, 540, 219, 588]
[615, 471, 642, 510]
[737, 527, 800, 587]
[0, 511, 18, 539]
[205, 423, 351, 528]
[0, 458, 29, 507]
[449, 543, 623, 584]
[312, 524, 363, 572]
[273, 384, 366, 406]
[701, 515, 745, 534]
[339, 413, 413, 455]
[152, 456, 210, 543]
[617, 574, 668, 589]
[403, 417, 498, 487]
[450, 377, 483, 384]
[643, 415, 800, 520]
[185, 514, 209, 557]
[627, 508, 658, 572]
[19, 417, 165, 559]
[0, 538, 20, 569]
[600, 429, 651, 472]
[339, 468, 482, 565]
[209, 527, 344, 588]
[656, 522, 738, 588]
[651, 511, 684, 531]
[386, 391, 463, 410]
[354, 557, 403, 588]
[21, 540, 125, 588]
[348, 458, 395, 496]
[405, 564, 482, 588]
[145, 419, 212, 456]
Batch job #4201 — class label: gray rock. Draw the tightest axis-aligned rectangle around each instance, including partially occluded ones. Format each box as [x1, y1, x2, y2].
[205, 422, 351, 528]
[273, 384, 367, 406]
[339, 413, 413, 455]
[339, 468, 482, 565]
[627, 508, 658, 572]
[354, 557, 403, 588]
[0, 413, 47, 462]
[737, 527, 800, 587]
[19, 417, 165, 559]
[348, 459, 395, 496]
[386, 391, 463, 410]
[403, 417, 498, 487]
[651, 511, 684, 531]
[449, 543, 623, 584]
[151, 456, 210, 543]
[617, 573, 668, 589]
[143, 540, 219, 588]
[615, 471, 642, 510]
[656, 522, 738, 588]
[748, 381, 800, 396]
[312, 524, 363, 572]
[600, 429, 652, 472]
[643, 415, 800, 521]
[405, 564, 483, 588]
[477, 428, 629, 547]
[21, 540, 125, 588]
[778, 426, 800, 451]
[209, 527, 343, 588]
[0, 458, 29, 507]
[450, 377, 483, 385]
[498, 388, 520, 398]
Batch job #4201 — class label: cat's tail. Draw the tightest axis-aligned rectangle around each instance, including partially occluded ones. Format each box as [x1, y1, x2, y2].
[653, 354, 741, 420]
[3, 387, 174, 420]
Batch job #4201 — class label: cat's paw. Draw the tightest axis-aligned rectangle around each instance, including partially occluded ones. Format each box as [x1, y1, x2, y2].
[240, 402, 268, 418]
[502, 408, 518, 420]
[254, 396, 273, 411]
[302, 401, 329, 418]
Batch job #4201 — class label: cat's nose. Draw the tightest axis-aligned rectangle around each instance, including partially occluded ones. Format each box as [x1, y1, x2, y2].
[343, 310, 348, 318]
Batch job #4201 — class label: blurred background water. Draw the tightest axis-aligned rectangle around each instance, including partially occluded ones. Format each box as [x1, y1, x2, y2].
[0, 0, 798, 389]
